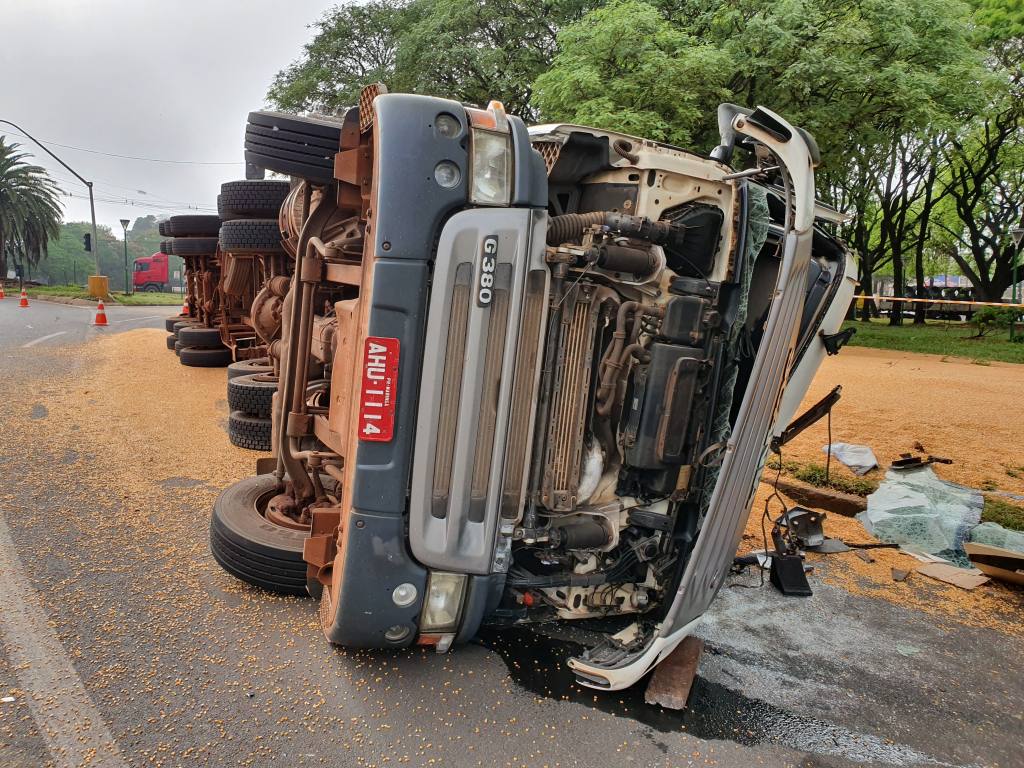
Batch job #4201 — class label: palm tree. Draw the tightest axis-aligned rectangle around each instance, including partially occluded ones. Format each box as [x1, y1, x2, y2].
[0, 137, 63, 282]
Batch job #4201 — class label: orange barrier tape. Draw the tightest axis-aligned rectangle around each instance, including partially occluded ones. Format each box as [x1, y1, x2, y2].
[855, 294, 1024, 310]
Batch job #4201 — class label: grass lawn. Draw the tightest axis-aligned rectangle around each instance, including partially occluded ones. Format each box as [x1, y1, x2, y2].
[24, 285, 183, 306]
[842, 318, 1024, 365]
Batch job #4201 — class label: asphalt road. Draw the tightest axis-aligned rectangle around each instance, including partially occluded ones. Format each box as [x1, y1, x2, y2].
[0, 296, 166, 348]
[0, 308, 1020, 768]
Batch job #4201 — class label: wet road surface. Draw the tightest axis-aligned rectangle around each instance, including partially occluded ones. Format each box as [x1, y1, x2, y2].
[0, 324, 1019, 768]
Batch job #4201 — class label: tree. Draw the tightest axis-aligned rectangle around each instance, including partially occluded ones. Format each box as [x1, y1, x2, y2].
[532, 0, 732, 144]
[0, 138, 63, 281]
[268, 0, 408, 114]
[268, 0, 594, 119]
[536, 0, 989, 320]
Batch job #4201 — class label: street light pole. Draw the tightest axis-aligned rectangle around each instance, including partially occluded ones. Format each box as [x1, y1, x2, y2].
[120, 218, 131, 295]
[0, 119, 101, 278]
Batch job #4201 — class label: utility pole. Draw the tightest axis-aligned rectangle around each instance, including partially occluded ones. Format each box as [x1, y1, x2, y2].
[120, 218, 131, 295]
[0, 119, 101, 279]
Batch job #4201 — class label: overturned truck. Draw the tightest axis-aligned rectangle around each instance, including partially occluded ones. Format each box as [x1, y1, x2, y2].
[210, 88, 855, 690]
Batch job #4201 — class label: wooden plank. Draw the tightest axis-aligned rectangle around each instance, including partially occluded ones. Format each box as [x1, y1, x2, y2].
[644, 636, 704, 710]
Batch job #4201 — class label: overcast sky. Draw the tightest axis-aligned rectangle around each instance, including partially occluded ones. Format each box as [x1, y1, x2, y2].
[0, 0, 333, 237]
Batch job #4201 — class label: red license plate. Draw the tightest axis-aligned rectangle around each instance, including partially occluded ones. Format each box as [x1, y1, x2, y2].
[358, 336, 400, 442]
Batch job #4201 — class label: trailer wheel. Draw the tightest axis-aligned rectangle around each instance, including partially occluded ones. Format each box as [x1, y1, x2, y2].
[219, 219, 285, 255]
[218, 180, 291, 220]
[167, 214, 222, 237]
[164, 316, 185, 333]
[209, 474, 308, 595]
[179, 346, 232, 368]
[165, 334, 177, 350]
[227, 374, 277, 418]
[227, 357, 272, 380]
[228, 411, 272, 451]
[167, 237, 219, 257]
[177, 326, 223, 348]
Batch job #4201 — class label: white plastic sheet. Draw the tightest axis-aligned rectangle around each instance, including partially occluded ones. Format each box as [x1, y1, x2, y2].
[857, 466, 982, 565]
[822, 442, 878, 475]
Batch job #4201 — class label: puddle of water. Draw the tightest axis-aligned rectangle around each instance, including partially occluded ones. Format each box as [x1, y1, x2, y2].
[477, 627, 944, 766]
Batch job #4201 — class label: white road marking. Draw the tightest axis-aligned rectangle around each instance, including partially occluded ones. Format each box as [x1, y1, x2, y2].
[110, 314, 161, 324]
[0, 514, 128, 768]
[21, 331, 67, 348]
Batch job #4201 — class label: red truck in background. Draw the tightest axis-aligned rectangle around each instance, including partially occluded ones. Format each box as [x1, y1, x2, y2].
[133, 252, 172, 292]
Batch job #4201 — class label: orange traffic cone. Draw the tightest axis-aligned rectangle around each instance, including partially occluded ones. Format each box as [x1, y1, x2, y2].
[19, 289, 29, 308]
[181, 299, 190, 317]
[0, 283, 6, 299]
[93, 300, 109, 326]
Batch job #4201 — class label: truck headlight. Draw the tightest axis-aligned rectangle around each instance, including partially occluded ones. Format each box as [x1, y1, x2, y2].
[469, 129, 512, 207]
[420, 572, 467, 632]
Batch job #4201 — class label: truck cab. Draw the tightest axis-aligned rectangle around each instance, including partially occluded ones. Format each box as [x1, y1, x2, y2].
[133, 252, 170, 292]
[210, 88, 856, 691]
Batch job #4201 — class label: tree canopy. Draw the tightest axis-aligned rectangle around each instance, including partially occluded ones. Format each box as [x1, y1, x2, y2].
[0, 137, 63, 281]
[265, 0, 1021, 305]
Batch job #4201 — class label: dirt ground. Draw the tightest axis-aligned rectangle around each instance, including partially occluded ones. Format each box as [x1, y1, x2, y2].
[780, 346, 1024, 494]
[744, 345, 1024, 637]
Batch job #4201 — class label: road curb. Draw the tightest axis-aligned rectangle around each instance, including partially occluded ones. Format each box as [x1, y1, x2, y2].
[760, 475, 868, 517]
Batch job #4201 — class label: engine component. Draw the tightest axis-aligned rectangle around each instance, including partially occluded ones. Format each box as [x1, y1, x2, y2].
[587, 243, 657, 276]
[659, 295, 708, 345]
[550, 520, 611, 550]
[541, 283, 602, 511]
[622, 343, 703, 477]
[659, 203, 724, 278]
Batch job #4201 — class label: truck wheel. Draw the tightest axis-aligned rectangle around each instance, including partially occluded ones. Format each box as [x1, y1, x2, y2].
[218, 180, 291, 220]
[227, 357, 272, 380]
[209, 474, 308, 595]
[219, 219, 285, 255]
[160, 238, 173, 253]
[165, 334, 177, 350]
[165, 316, 184, 332]
[244, 110, 341, 184]
[179, 346, 232, 367]
[167, 215, 222, 237]
[167, 237, 219, 256]
[228, 411, 272, 451]
[174, 340, 184, 356]
[158, 222, 171, 236]
[177, 326, 223, 348]
[227, 374, 277, 418]
[144, 284, 160, 293]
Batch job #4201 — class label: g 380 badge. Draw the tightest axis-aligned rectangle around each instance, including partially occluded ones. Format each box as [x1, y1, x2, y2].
[477, 235, 498, 307]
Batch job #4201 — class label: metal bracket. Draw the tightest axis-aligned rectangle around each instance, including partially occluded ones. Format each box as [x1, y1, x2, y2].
[820, 326, 855, 356]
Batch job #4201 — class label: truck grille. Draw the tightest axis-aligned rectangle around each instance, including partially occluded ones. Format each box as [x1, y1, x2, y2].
[410, 209, 550, 575]
[431, 263, 473, 519]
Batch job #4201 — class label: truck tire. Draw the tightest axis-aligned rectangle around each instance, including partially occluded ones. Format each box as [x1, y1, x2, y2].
[166, 334, 177, 350]
[158, 222, 170, 236]
[177, 326, 223, 348]
[227, 357, 272, 380]
[174, 340, 184, 356]
[167, 214, 222, 237]
[228, 410, 272, 451]
[179, 346, 232, 367]
[167, 237, 219, 256]
[209, 474, 308, 595]
[244, 110, 341, 184]
[173, 320, 196, 334]
[218, 180, 291, 220]
[160, 239, 174, 253]
[219, 219, 285, 255]
[227, 374, 276, 417]
[164, 315, 185, 332]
